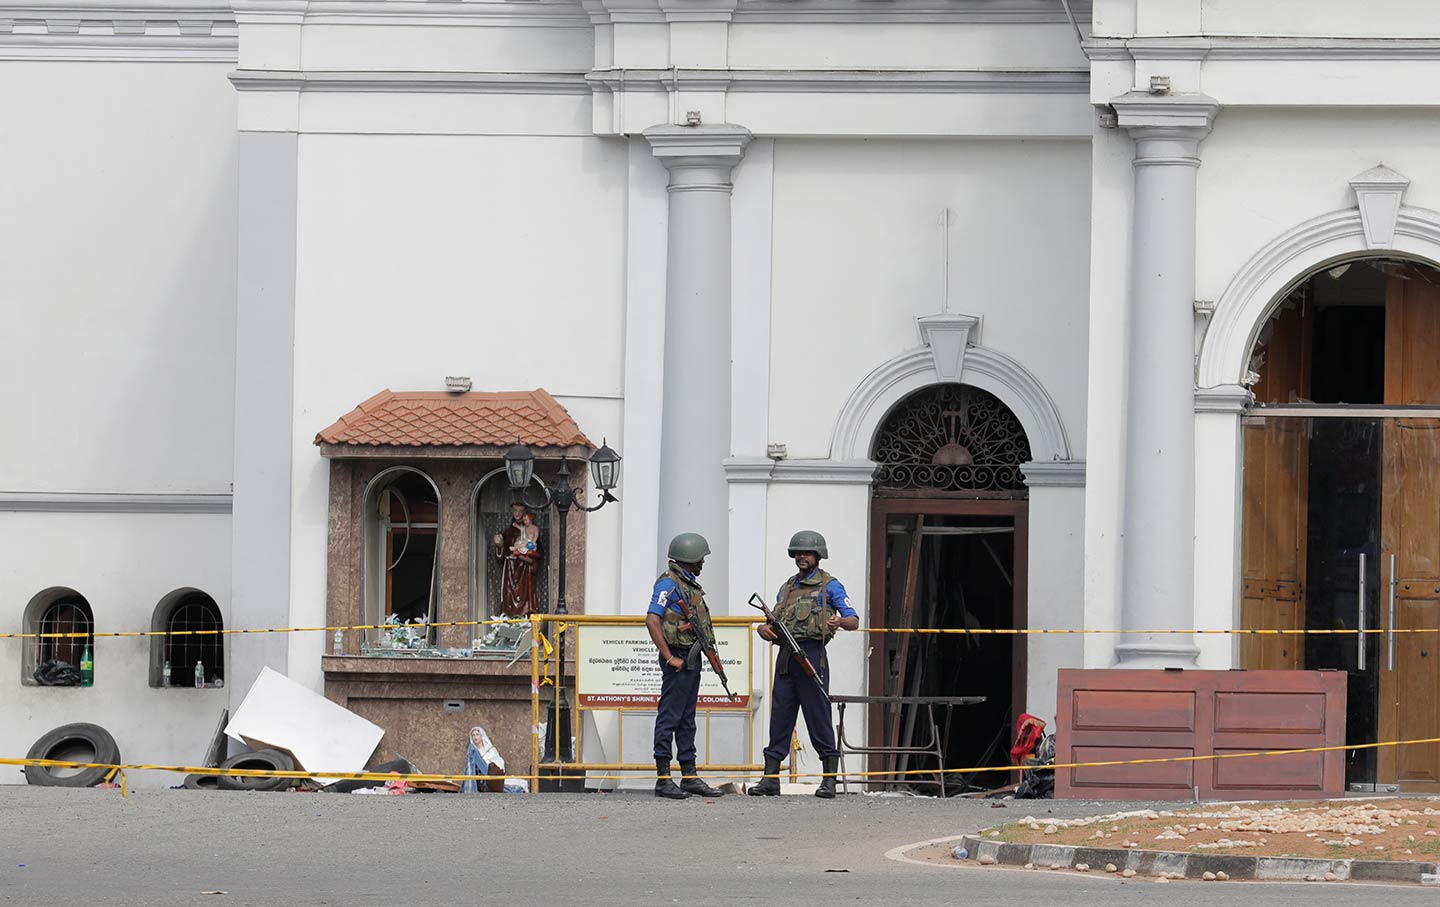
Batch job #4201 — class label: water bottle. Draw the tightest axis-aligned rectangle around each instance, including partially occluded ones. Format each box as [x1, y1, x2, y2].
[79, 645, 94, 687]
[162, 660, 171, 687]
[333, 629, 344, 655]
[194, 660, 204, 689]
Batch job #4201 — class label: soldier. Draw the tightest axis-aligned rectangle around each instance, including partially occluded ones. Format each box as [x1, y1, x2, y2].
[644, 532, 725, 800]
[749, 529, 859, 799]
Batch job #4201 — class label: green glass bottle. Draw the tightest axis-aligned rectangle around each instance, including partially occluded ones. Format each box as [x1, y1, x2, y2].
[79, 645, 93, 687]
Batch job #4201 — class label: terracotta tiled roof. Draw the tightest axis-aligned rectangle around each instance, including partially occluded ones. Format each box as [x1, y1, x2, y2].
[315, 389, 592, 449]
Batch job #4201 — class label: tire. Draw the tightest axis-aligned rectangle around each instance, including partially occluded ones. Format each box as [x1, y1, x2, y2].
[24, 723, 121, 788]
[217, 749, 296, 792]
[183, 773, 221, 791]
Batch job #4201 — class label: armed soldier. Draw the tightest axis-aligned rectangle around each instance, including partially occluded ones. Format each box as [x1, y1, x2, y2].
[749, 530, 859, 799]
[644, 532, 725, 800]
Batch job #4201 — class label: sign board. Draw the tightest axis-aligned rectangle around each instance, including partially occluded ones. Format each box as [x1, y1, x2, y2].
[576, 623, 751, 709]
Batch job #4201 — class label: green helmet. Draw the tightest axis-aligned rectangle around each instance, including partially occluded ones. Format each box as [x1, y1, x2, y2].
[787, 529, 828, 559]
[667, 532, 711, 564]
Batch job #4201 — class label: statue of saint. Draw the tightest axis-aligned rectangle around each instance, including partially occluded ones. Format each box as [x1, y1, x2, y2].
[493, 503, 542, 615]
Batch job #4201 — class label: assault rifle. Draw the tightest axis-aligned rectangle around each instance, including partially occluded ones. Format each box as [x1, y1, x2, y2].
[747, 592, 831, 705]
[675, 597, 737, 702]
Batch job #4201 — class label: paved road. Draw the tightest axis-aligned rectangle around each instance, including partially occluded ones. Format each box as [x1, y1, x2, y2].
[1, 787, 1434, 906]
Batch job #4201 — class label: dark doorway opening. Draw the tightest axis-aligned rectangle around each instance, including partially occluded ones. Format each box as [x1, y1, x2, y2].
[869, 499, 1027, 795]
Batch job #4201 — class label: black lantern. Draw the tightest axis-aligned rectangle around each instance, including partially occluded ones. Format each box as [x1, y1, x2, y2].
[588, 438, 622, 493]
[503, 442, 535, 491]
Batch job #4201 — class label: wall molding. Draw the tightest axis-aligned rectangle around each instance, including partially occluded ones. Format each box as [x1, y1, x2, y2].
[0, 2, 237, 61]
[588, 68, 1088, 95]
[1021, 459, 1086, 488]
[1197, 204, 1440, 387]
[769, 459, 877, 485]
[732, 0, 1092, 25]
[832, 344, 1072, 464]
[1087, 36, 1440, 63]
[230, 69, 592, 95]
[0, 491, 233, 513]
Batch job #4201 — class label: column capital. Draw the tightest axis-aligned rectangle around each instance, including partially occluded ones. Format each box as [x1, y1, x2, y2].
[1111, 92, 1220, 163]
[644, 124, 752, 191]
[1194, 384, 1253, 414]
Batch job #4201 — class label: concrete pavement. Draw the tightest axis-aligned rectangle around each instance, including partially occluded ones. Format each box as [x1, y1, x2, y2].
[0, 787, 1434, 906]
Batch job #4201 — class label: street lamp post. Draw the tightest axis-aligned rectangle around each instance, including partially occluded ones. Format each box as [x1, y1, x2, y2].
[504, 438, 621, 790]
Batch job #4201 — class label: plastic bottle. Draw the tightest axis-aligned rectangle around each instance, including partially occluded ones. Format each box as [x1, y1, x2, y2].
[194, 660, 204, 689]
[333, 629, 344, 656]
[162, 659, 171, 687]
[79, 645, 93, 687]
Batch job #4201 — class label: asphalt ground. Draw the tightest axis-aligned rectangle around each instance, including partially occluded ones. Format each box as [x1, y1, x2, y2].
[1, 786, 1435, 906]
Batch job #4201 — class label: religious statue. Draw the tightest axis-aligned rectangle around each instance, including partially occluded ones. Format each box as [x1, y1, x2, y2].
[493, 503, 542, 616]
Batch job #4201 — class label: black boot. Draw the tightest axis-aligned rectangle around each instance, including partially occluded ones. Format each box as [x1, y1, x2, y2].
[654, 759, 690, 800]
[679, 762, 723, 797]
[748, 758, 782, 796]
[815, 756, 839, 799]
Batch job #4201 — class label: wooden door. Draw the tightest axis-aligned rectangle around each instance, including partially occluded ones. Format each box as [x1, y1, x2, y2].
[1240, 302, 1310, 670]
[1378, 270, 1440, 790]
[1240, 419, 1307, 670]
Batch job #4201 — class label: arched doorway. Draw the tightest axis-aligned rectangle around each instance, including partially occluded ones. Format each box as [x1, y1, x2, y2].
[1241, 256, 1440, 792]
[867, 382, 1032, 793]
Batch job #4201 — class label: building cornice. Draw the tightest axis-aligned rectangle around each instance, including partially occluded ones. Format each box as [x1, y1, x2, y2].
[734, 0, 1091, 25]
[1020, 459, 1086, 488]
[0, 491, 233, 513]
[769, 459, 878, 485]
[588, 68, 1088, 95]
[1194, 385, 1253, 415]
[229, 69, 591, 94]
[0, 1, 236, 61]
[722, 456, 775, 484]
[1086, 36, 1440, 63]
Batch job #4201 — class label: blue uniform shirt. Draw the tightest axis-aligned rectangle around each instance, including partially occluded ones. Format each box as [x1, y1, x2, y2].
[647, 567, 701, 618]
[780, 571, 858, 619]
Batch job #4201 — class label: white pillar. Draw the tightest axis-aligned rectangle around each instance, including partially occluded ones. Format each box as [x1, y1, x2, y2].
[1112, 93, 1218, 667]
[644, 124, 752, 607]
[1020, 461, 1087, 728]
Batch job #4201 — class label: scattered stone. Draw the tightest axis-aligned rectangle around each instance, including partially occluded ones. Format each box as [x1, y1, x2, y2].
[1044, 826, 1058, 835]
[1304, 875, 1319, 882]
[1202, 872, 1216, 881]
[1105, 863, 1118, 873]
[1050, 864, 1062, 871]
[987, 831, 1000, 838]
[977, 855, 996, 866]
[1216, 872, 1229, 882]
[1121, 869, 1136, 878]
[1155, 877, 1169, 884]
[1075, 863, 1090, 872]
[1323, 872, 1338, 882]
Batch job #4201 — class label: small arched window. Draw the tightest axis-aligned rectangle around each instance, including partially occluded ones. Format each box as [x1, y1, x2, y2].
[362, 466, 441, 646]
[22, 588, 94, 686]
[150, 589, 224, 688]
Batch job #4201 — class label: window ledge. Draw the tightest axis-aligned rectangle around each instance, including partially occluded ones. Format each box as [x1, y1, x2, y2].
[321, 655, 571, 679]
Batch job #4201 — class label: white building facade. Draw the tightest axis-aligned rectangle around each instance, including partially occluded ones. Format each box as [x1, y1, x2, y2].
[2, 0, 1436, 791]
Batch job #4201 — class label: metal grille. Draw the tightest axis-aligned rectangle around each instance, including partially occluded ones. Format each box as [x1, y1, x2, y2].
[164, 596, 223, 686]
[871, 383, 1032, 493]
[37, 600, 92, 670]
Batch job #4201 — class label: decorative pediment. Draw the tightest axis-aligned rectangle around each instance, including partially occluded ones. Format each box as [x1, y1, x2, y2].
[1350, 165, 1410, 249]
[915, 313, 981, 381]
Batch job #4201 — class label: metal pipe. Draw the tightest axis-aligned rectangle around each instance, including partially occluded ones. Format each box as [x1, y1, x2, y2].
[1057, 0, 1085, 49]
[1358, 553, 1366, 671]
[1388, 553, 1398, 671]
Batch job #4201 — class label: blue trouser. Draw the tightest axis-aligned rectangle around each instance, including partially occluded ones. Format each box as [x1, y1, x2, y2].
[653, 650, 701, 763]
[763, 637, 839, 762]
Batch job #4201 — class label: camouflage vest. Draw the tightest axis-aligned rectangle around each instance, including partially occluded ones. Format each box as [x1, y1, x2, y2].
[775, 569, 837, 643]
[657, 567, 714, 650]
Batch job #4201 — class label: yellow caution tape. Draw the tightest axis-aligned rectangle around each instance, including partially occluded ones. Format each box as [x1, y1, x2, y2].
[9, 736, 1438, 788]
[4, 615, 1439, 641]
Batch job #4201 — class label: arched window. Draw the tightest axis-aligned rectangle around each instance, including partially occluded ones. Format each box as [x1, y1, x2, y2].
[150, 589, 224, 688]
[362, 466, 441, 645]
[471, 469, 551, 623]
[22, 588, 94, 686]
[871, 383, 1033, 495]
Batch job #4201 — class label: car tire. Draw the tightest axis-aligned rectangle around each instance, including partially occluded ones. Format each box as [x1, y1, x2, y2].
[183, 773, 221, 791]
[216, 749, 296, 792]
[23, 723, 121, 788]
